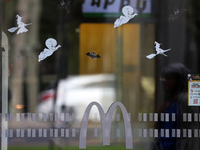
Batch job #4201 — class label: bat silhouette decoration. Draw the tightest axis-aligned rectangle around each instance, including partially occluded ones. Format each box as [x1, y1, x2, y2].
[146, 41, 171, 59]
[86, 52, 100, 59]
[8, 15, 32, 34]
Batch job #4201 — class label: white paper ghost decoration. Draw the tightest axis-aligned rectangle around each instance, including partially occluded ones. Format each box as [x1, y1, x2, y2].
[38, 38, 61, 62]
[8, 15, 32, 34]
[146, 41, 171, 59]
[114, 6, 138, 28]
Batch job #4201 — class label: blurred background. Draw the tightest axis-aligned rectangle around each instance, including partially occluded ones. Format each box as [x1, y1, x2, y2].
[0, 0, 200, 149]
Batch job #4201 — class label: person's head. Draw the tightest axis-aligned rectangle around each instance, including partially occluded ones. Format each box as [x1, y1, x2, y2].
[161, 63, 190, 94]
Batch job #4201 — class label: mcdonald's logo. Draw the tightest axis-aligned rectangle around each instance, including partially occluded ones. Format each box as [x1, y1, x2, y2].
[79, 101, 133, 149]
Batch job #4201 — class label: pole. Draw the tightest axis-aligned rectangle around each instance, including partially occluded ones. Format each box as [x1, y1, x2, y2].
[1, 32, 8, 150]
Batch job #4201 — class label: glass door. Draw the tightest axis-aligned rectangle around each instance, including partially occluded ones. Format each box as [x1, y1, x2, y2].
[1, 0, 200, 150]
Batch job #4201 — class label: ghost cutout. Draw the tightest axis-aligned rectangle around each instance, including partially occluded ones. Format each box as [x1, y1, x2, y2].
[38, 38, 61, 62]
[146, 41, 171, 59]
[114, 6, 138, 28]
[8, 15, 32, 34]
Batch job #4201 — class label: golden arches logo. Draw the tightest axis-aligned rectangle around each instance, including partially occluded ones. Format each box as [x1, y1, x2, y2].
[79, 101, 133, 149]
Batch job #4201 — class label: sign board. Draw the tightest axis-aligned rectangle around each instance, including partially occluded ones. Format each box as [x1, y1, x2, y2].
[82, 0, 151, 18]
[188, 74, 200, 106]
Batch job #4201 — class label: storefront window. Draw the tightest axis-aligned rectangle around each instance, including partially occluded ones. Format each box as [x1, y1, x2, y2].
[1, 0, 200, 150]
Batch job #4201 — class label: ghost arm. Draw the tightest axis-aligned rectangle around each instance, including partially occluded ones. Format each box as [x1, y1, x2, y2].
[55, 44, 61, 51]
[51, 44, 61, 52]
[128, 13, 138, 19]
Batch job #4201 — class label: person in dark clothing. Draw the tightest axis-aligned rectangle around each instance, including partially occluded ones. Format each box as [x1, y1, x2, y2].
[153, 63, 199, 150]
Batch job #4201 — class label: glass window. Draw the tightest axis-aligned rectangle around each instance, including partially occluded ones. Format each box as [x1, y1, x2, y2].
[1, 0, 200, 150]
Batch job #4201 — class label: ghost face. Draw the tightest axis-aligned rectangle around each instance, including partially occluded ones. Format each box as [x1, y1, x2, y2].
[122, 6, 134, 18]
[45, 38, 57, 50]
